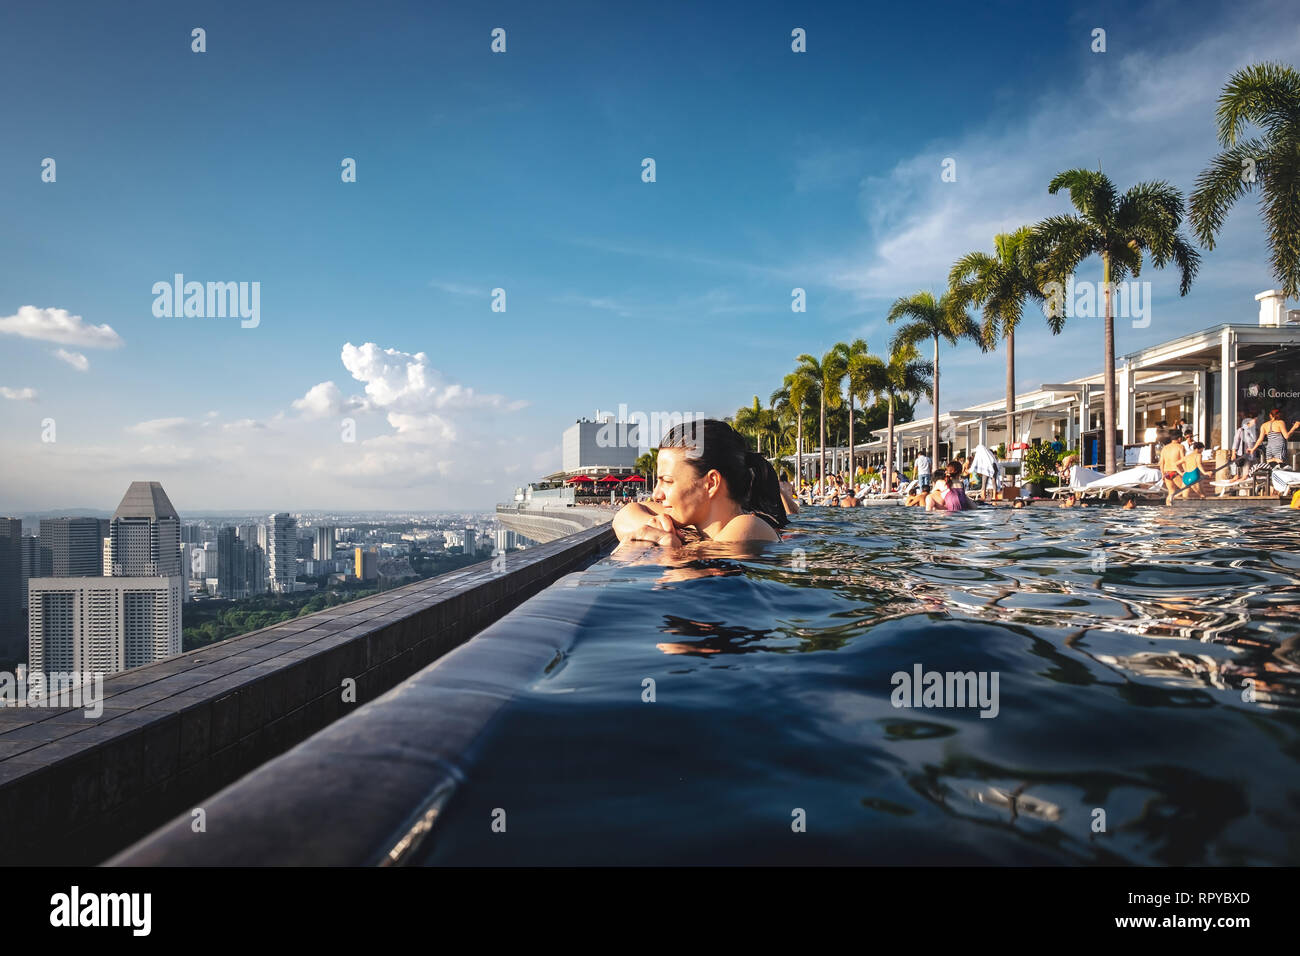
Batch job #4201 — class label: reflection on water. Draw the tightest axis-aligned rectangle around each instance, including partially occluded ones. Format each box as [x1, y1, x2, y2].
[421, 506, 1300, 865]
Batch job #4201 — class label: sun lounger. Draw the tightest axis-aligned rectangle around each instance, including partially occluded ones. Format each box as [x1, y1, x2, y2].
[1050, 465, 1106, 497]
[867, 479, 918, 500]
[1079, 465, 1165, 500]
[1271, 468, 1300, 495]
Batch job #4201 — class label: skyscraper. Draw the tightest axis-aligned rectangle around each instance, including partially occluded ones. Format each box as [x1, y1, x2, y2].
[0, 519, 22, 662]
[20, 535, 52, 609]
[28, 481, 183, 678]
[236, 524, 267, 595]
[216, 526, 238, 598]
[28, 576, 183, 676]
[39, 517, 103, 577]
[313, 526, 336, 561]
[268, 513, 297, 594]
[108, 482, 181, 577]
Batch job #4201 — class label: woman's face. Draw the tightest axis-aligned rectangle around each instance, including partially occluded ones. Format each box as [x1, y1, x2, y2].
[653, 447, 715, 525]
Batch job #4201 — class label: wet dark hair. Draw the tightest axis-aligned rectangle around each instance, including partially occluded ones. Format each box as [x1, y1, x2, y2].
[659, 418, 788, 530]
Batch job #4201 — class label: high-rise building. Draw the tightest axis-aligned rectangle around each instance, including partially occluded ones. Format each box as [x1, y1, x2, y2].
[463, 528, 477, 556]
[494, 528, 519, 553]
[268, 513, 297, 594]
[108, 482, 181, 577]
[0, 519, 22, 662]
[236, 524, 267, 595]
[354, 547, 378, 582]
[39, 517, 104, 577]
[27, 481, 185, 678]
[20, 535, 52, 610]
[28, 576, 183, 676]
[216, 526, 238, 598]
[313, 526, 336, 561]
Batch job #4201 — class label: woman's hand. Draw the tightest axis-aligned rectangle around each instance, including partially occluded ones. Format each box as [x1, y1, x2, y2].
[629, 513, 683, 547]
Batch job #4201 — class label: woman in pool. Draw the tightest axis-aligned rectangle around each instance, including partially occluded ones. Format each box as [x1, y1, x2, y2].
[613, 418, 787, 546]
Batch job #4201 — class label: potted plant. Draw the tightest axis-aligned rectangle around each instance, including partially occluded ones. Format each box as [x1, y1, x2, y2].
[1022, 444, 1061, 497]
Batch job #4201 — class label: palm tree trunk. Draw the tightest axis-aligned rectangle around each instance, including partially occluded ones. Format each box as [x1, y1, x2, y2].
[796, 410, 803, 484]
[819, 393, 826, 492]
[1005, 325, 1016, 452]
[886, 395, 896, 489]
[931, 334, 940, 462]
[848, 388, 855, 484]
[1103, 254, 1117, 474]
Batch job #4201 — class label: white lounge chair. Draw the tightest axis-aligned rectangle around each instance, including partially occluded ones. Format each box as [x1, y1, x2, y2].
[1050, 465, 1106, 498]
[1079, 465, 1165, 501]
[1271, 468, 1300, 495]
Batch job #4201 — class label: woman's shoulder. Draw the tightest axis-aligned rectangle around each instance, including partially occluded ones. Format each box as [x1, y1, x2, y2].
[714, 512, 780, 542]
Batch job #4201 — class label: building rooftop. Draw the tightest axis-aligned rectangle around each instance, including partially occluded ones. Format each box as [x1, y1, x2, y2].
[112, 481, 179, 521]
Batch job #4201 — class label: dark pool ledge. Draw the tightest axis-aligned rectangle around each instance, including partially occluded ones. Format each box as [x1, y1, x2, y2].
[109, 570, 608, 866]
[0, 523, 615, 866]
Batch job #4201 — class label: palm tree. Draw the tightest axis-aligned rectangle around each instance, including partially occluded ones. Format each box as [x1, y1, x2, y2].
[774, 372, 814, 484]
[791, 359, 823, 485]
[837, 338, 870, 479]
[795, 349, 847, 488]
[635, 449, 658, 486]
[887, 292, 977, 465]
[949, 228, 1049, 449]
[733, 396, 764, 452]
[1190, 62, 1300, 298]
[760, 406, 781, 460]
[1036, 169, 1200, 472]
[854, 344, 933, 489]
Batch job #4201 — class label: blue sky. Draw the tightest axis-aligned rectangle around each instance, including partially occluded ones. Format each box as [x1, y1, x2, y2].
[2, 0, 1298, 511]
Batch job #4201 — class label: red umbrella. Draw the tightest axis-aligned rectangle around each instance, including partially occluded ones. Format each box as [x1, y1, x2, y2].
[596, 475, 621, 483]
[565, 475, 594, 483]
[621, 475, 645, 482]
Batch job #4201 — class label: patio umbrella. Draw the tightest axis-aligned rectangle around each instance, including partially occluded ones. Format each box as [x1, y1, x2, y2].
[621, 475, 645, 482]
[565, 475, 593, 483]
[596, 475, 621, 483]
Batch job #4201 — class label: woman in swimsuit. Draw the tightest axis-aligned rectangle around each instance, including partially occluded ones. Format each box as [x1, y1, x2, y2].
[1250, 407, 1300, 464]
[1168, 441, 1207, 503]
[613, 418, 787, 546]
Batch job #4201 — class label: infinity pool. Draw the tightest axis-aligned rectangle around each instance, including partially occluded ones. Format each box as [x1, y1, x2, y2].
[421, 505, 1300, 865]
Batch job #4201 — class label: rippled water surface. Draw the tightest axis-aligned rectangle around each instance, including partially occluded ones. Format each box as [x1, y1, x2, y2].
[423, 505, 1300, 865]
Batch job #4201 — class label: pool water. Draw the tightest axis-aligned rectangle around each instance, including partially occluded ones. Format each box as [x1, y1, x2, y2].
[420, 505, 1300, 865]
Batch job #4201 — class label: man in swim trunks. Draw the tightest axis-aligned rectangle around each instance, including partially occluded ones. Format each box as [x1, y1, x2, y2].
[1159, 437, 1186, 502]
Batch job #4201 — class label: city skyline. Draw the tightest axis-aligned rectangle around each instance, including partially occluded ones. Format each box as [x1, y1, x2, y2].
[4, 0, 1300, 510]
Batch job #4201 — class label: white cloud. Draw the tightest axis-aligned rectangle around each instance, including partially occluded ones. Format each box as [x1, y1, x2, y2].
[0, 386, 37, 401]
[292, 381, 358, 419]
[125, 417, 193, 436]
[221, 418, 267, 432]
[339, 342, 523, 412]
[0, 306, 123, 349]
[52, 348, 89, 371]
